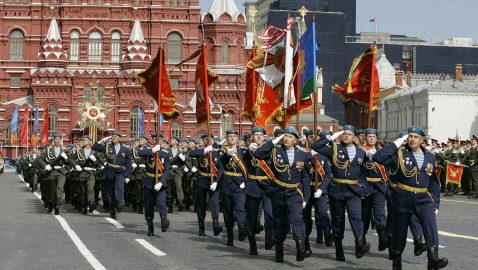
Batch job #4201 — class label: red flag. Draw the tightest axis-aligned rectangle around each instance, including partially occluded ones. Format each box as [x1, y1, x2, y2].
[254, 81, 282, 133]
[19, 105, 29, 146]
[40, 107, 49, 146]
[145, 110, 151, 137]
[194, 45, 218, 125]
[445, 163, 464, 187]
[30, 134, 38, 149]
[10, 134, 17, 145]
[333, 44, 380, 110]
[243, 45, 260, 120]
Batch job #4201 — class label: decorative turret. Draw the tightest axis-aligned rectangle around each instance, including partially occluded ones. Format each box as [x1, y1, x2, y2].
[206, 0, 243, 23]
[121, 19, 151, 70]
[38, 18, 68, 68]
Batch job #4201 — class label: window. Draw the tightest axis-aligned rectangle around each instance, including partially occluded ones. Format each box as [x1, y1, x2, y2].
[111, 32, 121, 62]
[5, 127, 12, 145]
[49, 104, 58, 136]
[130, 106, 143, 138]
[181, 0, 185, 6]
[88, 31, 102, 61]
[134, 0, 139, 5]
[10, 76, 21, 87]
[170, 78, 179, 89]
[84, 85, 91, 102]
[166, 0, 170, 6]
[222, 42, 228, 64]
[70, 31, 79, 61]
[173, 0, 177, 6]
[9, 30, 24, 60]
[167, 33, 181, 64]
[97, 85, 105, 102]
[221, 112, 233, 133]
[171, 121, 182, 139]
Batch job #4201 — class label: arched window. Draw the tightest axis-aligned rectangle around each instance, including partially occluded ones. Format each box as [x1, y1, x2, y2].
[84, 85, 91, 102]
[70, 31, 80, 61]
[222, 42, 228, 64]
[49, 104, 59, 136]
[221, 112, 233, 134]
[97, 85, 105, 102]
[111, 32, 121, 62]
[10, 30, 24, 60]
[88, 31, 102, 61]
[171, 121, 182, 139]
[167, 33, 181, 64]
[130, 106, 143, 138]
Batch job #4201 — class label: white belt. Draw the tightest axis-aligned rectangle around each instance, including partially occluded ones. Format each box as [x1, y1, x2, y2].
[83, 167, 96, 171]
[138, 164, 146, 168]
[53, 165, 64, 169]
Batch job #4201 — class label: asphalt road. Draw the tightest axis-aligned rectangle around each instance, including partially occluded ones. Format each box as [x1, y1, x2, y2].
[1, 171, 477, 270]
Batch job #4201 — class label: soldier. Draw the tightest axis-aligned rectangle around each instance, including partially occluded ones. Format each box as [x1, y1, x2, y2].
[469, 135, 478, 199]
[243, 126, 274, 255]
[374, 127, 447, 270]
[183, 139, 198, 211]
[138, 142, 170, 236]
[131, 135, 149, 214]
[311, 125, 370, 261]
[189, 134, 224, 236]
[167, 136, 187, 212]
[23, 147, 40, 192]
[253, 127, 311, 263]
[92, 131, 133, 219]
[442, 139, 462, 196]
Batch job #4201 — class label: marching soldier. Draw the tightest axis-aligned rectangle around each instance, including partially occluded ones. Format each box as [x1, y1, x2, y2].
[167, 136, 187, 212]
[183, 139, 199, 211]
[92, 131, 133, 219]
[469, 135, 478, 199]
[23, 147, 40, 192]
[253, 127, 311, 263]
[374, 126, 448, 270]
[132, 135, 149, 214]
[311, 125, 370, 261]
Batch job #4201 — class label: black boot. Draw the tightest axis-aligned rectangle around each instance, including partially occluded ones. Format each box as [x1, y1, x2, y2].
[238, 224, 247, 241]
[178, 203, 184, 212]
[226, 229, 234, 246]
[324, 227, 334, 247]
[110, 208, 116, 219]
[47, 202, 53, 213]
[304, 237, 312, 256]
[427, 245, 448, 270]
[54, 207, 60, 215]
[265, 232, 275, 250]
[89, 202, 97, 213]
[248, 235, 258, 255]
[355, 236, 370, 259]
[316, 225, 324, 244]
[161, 218, 170, 232]
[414, 236, 427, 256]
[275, 242, 284, 263]
[137, 202, 143, 214]
[295, 238, 309, 261]
[255, 222, 264, 234]
[378, 230, 388, 251]
[198, 220, 206, 236]
[392, 254, 402, 270]
[147, 220, 154, 236]
[132, 201, 137, 212]
[213, 219, 222, 236]
[335, 240, 345, 261]
[82, 205, 87, 215]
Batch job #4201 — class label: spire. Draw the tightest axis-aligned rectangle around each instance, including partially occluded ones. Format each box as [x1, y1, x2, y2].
[38, 18, 67, 67]
[121, 19, 151, 69]
[208, 0, 242, 22]
[129, 18, 145, 43]
[46, 18, 62, 41]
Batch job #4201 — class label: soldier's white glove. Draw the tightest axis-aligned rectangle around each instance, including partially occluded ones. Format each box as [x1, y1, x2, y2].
[219, 139, 227, 146]
[179, 153, 186, 161]
[152, 144, 161, 153]
[184, 167, 189, 173]
[435, 209, 439, 215]
[239, 182, 245, 189]
[172, 165, 179, 169]
[329, 131, 344, 141]
[125, 178, 130, 184]
[191, 166, 198, 173]
[455, 161, 460, 166]
[75, 165, 83, 172]
[98, 136, 112, 144]
[45, 164, 52, 171]
[100, 166, 105, 170]
[89, 155, 96, 162]
[272, 134, 285, 145]
[311, 150, 318, 156]
[204, 145, 213, 154]
[28, 163, 32, 167]
[314, 189, 323, 198]
[394, 134, 409, 148]
[249, 143, 258, 152]
[302, 202, 307, 209]
[132, 163, 138, 169]
[210, 182, 217, 191]
[61, 152, 68, 160]
[154, 182, 162, 191]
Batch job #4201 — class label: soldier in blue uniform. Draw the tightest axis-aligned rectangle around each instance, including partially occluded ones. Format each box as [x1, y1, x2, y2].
[373, 126, 448, 270]
[189, 134, 224, 237]
[254, 127, 310, 263]
[311, 125, 370, 261]
[92, 131, 133, 219]
[243, 126, 274, 255]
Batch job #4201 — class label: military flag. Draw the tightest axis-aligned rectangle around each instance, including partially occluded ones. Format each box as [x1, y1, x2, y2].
[10, 106, 18, 145]
[138, 108, 144, 136]
[19, 104, 29, 147]
[40, 107, 49, 146]
[30, 106, 39, 148]
[194, 44, 218, 125]
[445, 163, 464, 187]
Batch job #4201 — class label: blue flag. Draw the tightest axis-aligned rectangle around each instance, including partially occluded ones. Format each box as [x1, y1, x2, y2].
[34, 106, 39, 134]
[11, 106, 19, 133]
[159, 114, 165, 127]
[138, 108, 143, 136]
[299, 21, 318, 99]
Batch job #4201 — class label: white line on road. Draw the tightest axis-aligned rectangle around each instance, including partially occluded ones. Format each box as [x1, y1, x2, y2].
[105, 217, 125, 229]
[442, 198, 478, 205]
[439, 230, 478, 241]
[135, 239, 167, 256]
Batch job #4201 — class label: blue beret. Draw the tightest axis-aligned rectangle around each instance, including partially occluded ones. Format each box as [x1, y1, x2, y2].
[77, 138, 83, 142]
[243, 134, 251, 141]
[274, 129, 284, 137]
[357, 129, 365, 135]
[67, 144, 75, 148]
[189, 139, 198, 144]
[171, 136, 181, 143]
[364, 128, 378, 136]
[112, 131, 122, 137]
[408, 126, 426, 137]
[151, 132, 158, 138]
[304, 129, 314, 137]
[319, 130, 333, 137]
[52, 134, 62, 139]
[162, 138, 169, 144]
[283, 127, 300, 138]
[398, 131, 407, 138]
[199, 133, 209, 140]
[342, 125, 357, 136]
[83, 135, 92, 141]
[139, 135, 148, 140]
[225, 130, 239, 135]
[251, 126, 266, 135]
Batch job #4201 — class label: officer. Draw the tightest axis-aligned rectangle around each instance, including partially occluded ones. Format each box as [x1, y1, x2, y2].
[138, 142, 171, 236]
[469, 135, 478, 199]
[92, 131, 133, 219]
[374, 126, 448, 270]
[189, 134, 224, 236]
[253, 127, 310, 263]
[23, 147, 40, 192]
[132, 135, 149, 214]
[243, 126, 274, 255]
[167, 136, 187, 212]
[311, 125, 370, 261]
[361, 128, 388, 251]
[183, 139, 199, 211]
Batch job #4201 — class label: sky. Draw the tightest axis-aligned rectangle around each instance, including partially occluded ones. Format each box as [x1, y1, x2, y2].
[199, 0, 478, 41]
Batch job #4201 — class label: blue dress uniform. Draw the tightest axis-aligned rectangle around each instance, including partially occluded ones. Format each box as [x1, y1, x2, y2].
[253, 127, 311, 263]
[373, 126, 448, 270]
[138, 147, 170, 236]
[92, 131, 133, 219]
[311, 125, 370, 261]
[188, 135, 224, 237]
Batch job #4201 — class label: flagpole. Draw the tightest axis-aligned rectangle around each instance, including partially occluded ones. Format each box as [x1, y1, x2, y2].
[368, 42, 377, 128]
[154, 46, 163, 186]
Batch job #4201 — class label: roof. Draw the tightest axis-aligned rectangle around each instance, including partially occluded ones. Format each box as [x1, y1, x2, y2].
[375, 50, 396, 89]
[129, 19, 145, 43]
[46, 18, 61, 41]
[208, 0, 242, 22]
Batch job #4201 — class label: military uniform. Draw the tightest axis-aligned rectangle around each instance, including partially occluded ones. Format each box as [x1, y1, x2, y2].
[132, 141, 148, 213]
[468, 136, 478, 198]
[23, 152, 40, 192]
[167, 140, 187, 212]
[182, 141, 198, 211]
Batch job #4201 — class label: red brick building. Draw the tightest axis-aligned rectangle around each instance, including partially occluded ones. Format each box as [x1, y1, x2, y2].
[0, 0, 251, 158]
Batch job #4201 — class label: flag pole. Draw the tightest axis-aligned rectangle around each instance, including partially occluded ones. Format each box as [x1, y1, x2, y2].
[154, 45, 163, 186]
[367, 42, 376, 128]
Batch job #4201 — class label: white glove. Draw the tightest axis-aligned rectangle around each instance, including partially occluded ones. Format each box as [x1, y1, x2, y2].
[154, 182, 162, 191]
[45, 164, 52, 171]
[435, 209, 439, 215]
[100, 166, 105, 170]
[239, 182, 245, 189]
[89, 155, 96, 162]
[75, 165, 83, 172]
[179, 153, 186, 161]
[28, 163, 32, 167]
[302, 202, 307, 209]
[394, 134, 409, 148]
[249, 142, 258, 152]
[330, 131, 344, 141]
[98, 136, 112, 144]
[125, 178, 130, 184]
[191, 166, 198, 173]
[132, 163, 138, 169]
[314, 189, 323, 198]
[172, 165, 179, 169]
[210, 182, 217, 191]
[219, 139, 226, 146]
[272, 134, 285, 145]
[184, 167, 189, 173]
[311, 150, 318, 156]
[204, 145, 213, 154]
[455, 161, 460, 166]
[61, 152, 68, 160]
[152, 144, 161, 153]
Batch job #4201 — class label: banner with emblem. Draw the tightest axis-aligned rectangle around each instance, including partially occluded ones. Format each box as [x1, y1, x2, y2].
[194, 44, 219, 125]
[445, 163, 464, 187]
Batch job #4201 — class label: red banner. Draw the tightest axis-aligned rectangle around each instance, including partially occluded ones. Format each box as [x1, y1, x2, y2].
[243, 45, 260, 120]
[194, 45, 218, 125]
[20, 105, 29, 147]
[445, 163, 464, 187]
[40, 107, 49, 146]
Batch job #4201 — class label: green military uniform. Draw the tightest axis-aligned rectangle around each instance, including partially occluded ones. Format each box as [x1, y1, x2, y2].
[22, 152, 40, 192]
[132, 144, 148, 214]
[468, 140, 478, 198]
[167, 144, 187, 212]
